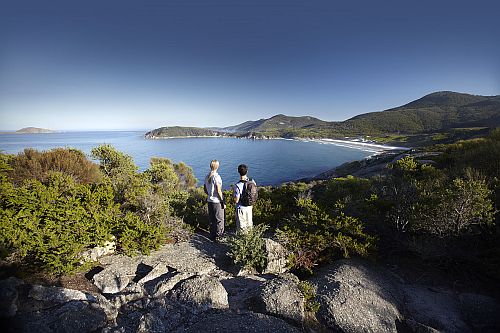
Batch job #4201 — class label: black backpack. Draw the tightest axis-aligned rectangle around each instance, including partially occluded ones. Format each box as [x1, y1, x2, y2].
[239, 179, 258, 206]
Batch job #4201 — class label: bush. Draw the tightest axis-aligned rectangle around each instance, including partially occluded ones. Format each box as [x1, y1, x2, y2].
[7, 148, 102, 185]
[227, 224, 269, 271]
[276, 198, 374, 274]
[298, 280, 320, 313]
[0, 172, 119, 274]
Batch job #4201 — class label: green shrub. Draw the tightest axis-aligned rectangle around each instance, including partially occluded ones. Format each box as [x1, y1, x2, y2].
[0, 172, 119, 274]
[298, 280, 320, 313]
[227, 224, 269, 271]
[276, 198, 374, 274]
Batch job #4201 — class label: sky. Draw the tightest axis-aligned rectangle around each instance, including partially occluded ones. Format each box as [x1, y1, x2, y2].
[1, 0, 499, 131]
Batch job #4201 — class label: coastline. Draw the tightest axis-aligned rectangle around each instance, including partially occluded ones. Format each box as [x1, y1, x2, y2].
[144, 133, 409, 154]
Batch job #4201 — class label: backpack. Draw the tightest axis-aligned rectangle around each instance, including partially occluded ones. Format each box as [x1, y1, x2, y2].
[239, 179, 258, 206]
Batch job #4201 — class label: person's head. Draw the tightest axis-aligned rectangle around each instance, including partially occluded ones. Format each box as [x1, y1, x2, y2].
[238, 164, 248, 177]
[210, 159, 219, 172]
[206, 159, 219, 180]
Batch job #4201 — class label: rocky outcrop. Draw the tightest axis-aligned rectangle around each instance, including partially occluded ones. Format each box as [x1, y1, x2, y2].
[458, 293, 500, 331]
[170, 275, 229, 312]
[0, 277, 23, 317]
[3, 234, 499, 333]
[251, 273, 305, 324]
[262, 238, 289, 274]
[312, 259, 404, 333]
[182, 312, 303, 333]
[403, 285, 471, 332]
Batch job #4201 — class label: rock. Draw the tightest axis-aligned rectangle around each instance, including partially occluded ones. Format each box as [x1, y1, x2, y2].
[12, 300, 107, 333]
[251, 274, 305, 324]
[150, 272, 193, 297]
[94, 293, 119, 321]
[171, 275, 228, 312]
[106, 282, 146, 309]
[137, 262, 171, 285]
[403, 285, 470, 333]
[182, 312, 303, 333]
[237, 266, 258, 276]
[312, 259, 403, 333]
[28, 285, 96, 303]
[404, 319, 441, 333]
[0, 277, 23, 317]
[262, 238, 289, 274]
[93, 268, 131, 294]
[79, 238, 116, 263]
[458, 292, 500, 331]
[137, 313, 165, 333]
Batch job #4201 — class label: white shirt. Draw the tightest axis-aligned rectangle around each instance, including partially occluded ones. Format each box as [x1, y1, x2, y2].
[205, 172, 222, 203]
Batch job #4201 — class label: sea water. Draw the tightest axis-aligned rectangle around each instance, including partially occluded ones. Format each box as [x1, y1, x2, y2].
[0, 131, 373, 186]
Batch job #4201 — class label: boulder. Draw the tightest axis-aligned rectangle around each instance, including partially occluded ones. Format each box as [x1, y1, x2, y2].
[11, 300, 107, 333]
[106, 282, 146, 309]
[93, 268, 131, 294]
[458, 292, 500, 331]
[251, 274, 305, 324]
[403, 285, 470, 333]
[136, 313, 165, 333]
[79, 238, 116, 263]
[181, 312, 303, 333]
[312, 259, 403, 333]
[262, 238, 288, 275]
[0, 277, 23, 317]
[28, 285, 96, 303]
[171, 275, 228, 312]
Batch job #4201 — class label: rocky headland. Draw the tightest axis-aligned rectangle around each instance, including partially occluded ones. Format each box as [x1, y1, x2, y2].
[1, 233, 498, 333]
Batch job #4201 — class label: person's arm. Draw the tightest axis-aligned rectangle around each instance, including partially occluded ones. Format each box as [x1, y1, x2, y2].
[233, 184, 240, 204]
[215, 175, 225, 208]
[216, 184, 225, 208]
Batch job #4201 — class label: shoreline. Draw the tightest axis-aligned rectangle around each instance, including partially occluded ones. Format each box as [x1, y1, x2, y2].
[144, 134, 409, 154]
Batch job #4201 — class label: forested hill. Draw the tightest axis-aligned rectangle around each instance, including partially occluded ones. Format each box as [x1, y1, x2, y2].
[343, 91, 500, 134]
[145, 91, 500, 139]
[145, 126, 222, 138]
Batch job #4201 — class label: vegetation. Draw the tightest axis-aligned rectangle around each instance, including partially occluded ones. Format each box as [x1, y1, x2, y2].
[1, 124, 498, 284]
[145, 126, 221, 138]
[298, 280, 320, 313]
[0, 145, 196, 274]
[227, 224, 269, 271]
[145, 92, 500, 145]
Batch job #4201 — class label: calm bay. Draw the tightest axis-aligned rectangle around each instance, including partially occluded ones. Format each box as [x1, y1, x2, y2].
[0, 131, 374, 186]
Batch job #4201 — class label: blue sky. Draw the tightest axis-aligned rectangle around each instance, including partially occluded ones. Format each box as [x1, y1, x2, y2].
[1, 0, 499, 130]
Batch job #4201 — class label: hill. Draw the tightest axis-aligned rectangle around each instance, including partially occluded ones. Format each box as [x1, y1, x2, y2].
[145, 91, 500, 141]
[145, 126, 223, 138]
[16, 127, 56, 134]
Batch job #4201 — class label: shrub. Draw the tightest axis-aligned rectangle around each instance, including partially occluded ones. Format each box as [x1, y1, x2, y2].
[227, 224, 269, 271]
[276, 198, 374, 274]
[298, 280, 320, 313]
[0, 172, 119, 274]
[7, 148, 102, 185]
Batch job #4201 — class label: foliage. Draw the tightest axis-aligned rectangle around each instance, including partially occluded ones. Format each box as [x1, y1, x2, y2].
[276, 198, 374, 274]
[298, 280, 320, 313]
[227, 224, 269, 271]
[413, 169, 494, 237]
[1, 145, 197, 275]
[0, 172, 119, 273]
[7, 148, 102, 185]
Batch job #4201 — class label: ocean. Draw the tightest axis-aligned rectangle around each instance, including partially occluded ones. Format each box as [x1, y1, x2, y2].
[0, 131, 374, 186]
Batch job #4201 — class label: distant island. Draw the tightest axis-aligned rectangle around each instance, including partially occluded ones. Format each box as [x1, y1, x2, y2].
[15, 127, 56, 134]
[145, 91, 500, 147]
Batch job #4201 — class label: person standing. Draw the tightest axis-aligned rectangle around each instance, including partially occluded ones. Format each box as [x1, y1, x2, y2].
[232, 164, 258, 233]
[204, 160, 225, 242]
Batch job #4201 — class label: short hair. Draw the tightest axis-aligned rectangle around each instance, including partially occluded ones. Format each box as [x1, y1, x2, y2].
[238, 164, 248, 176]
